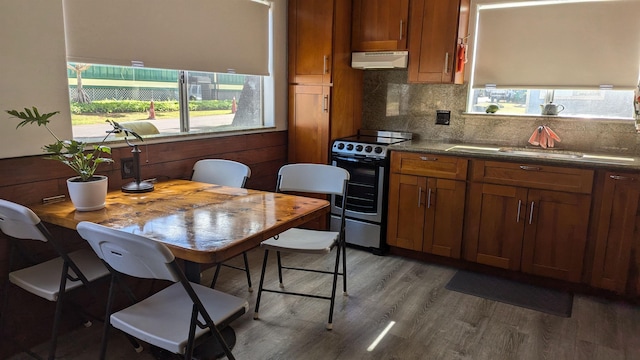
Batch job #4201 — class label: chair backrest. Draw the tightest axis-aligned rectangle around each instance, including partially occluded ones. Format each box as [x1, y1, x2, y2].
[77, 221, 179, 282]
[191, 159, 251, 188]
[0, 199, 47, 242]
[277, 163, 350, 196]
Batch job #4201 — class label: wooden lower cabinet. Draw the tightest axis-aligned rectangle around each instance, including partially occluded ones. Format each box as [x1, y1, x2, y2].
[591, 172, 640, 294]
[387, 173, 466, 258]
[464, 182, 591, 282]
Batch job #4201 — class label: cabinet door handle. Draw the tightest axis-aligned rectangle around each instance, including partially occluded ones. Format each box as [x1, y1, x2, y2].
[516, 200, 522, 222]
[427, 188, 432, 209]
[610, 175, 636, 181]
[520, 165, 542, 171]
[323, 95, 329, 112]
[420, 156, 438, 161]
[529, 201, 535, 224]
[399, 20, 404, 40]
[418, 187, 423, 207]
[323, 55, 329, 74]
[444, 53, 450, 74]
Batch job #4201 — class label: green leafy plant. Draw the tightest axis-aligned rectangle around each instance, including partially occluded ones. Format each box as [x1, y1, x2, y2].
[6, 106, 142, 182]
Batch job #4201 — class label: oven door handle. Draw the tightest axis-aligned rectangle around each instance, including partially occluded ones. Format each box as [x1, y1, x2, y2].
[332, 155, 384, 165]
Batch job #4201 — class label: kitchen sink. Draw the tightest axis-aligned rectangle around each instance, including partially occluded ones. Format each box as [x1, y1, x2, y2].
[445, 145, 502, 154]
[498, 147, 584, 160]
[445, 145, 636, 165]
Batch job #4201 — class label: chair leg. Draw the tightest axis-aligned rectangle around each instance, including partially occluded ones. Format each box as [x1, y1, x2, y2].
[99, 275, 117, 360]
[276, 251, 284, 288]
[242, 252, 253, 292]
[48, 263, 71, 360]
[253, 250, 270, 320]
[210, 264, 222, 289]
[341, 241, 348, 296]
[326, 245, 342, 331]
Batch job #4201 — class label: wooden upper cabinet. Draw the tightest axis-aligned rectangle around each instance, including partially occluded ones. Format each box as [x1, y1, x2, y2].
[408, 0, 468, 83]
[351, 0, 409, 51]
[288, 0, 334, 84]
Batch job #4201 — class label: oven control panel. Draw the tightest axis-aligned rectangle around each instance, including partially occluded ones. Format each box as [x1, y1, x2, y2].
[332, 141, 387, 159]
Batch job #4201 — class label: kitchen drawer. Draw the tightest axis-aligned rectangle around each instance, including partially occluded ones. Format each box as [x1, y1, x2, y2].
[391, 151, 468, 180]
[470, 160, 594, 194]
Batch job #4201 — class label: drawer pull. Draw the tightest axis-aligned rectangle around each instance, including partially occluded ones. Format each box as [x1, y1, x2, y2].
[610, 175, 636, 181]
[529, 201, 535, 224]
[399, 20, 404, 40]
[418, 187, 422, 207]
[427, 188, 432, 209]
[420, 156, 438, 161]
[516, 200, 522, 223]
[519, 165, 541, 171]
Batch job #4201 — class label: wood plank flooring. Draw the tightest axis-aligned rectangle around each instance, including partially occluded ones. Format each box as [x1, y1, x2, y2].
[8, 247, 640, 360]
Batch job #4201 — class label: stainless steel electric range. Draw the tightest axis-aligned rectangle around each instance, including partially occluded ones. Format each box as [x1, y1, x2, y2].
[329, 129, 412, 254]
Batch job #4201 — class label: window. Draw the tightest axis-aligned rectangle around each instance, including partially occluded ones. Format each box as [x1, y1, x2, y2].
[466, 0, 640, 119]
[68, 63, 266, 140]
[63, 0, 273, 141]
[468, 88, 635, 118]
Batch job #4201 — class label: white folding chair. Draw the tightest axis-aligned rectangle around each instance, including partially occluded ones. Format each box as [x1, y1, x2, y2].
[0, 199, 127, 360]
[77, 221, 248, 360]
[192, 159, 254, 291]
[253, 163, 350, 330]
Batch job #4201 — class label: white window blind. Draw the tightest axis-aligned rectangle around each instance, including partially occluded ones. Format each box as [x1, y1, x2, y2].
[471, 0, 640, 89]
[63, 0, 270, 76]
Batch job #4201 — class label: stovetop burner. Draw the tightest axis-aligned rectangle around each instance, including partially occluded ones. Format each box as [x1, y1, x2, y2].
[331, 129, 412, 159]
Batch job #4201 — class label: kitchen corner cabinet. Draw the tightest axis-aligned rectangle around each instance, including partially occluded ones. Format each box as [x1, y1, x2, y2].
[387, 152, 467, 258]
[407, 0, 469, 84]
[464, 160, 593, 282]
[591, 171, 640, 294]
[288, 0, 363, 164]
[351, 0, 409, 51]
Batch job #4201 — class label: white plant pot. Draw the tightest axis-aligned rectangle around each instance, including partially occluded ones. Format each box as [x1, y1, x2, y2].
[67, 175, 108, 211]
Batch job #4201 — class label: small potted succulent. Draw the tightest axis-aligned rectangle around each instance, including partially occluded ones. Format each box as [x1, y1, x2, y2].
[5, 106, 141, 211]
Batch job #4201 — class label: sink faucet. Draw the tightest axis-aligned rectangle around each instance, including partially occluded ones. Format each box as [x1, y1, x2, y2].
[528, 125, 561, 149]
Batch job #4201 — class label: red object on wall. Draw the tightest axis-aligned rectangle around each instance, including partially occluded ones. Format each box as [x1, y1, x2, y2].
[232, 97, 237, 114]
[148, 101, 156, 120]
[456, 44, 466, 73]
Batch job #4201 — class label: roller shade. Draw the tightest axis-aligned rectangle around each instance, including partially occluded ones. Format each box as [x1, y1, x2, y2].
[63, 0, 270, 75]
[471, 0, 640, 89]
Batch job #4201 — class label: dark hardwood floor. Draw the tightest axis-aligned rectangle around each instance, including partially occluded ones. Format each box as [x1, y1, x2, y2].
[8, 247, 640, 360]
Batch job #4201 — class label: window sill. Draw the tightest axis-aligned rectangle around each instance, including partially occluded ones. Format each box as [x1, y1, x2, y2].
[75, 126, 277, 147]
[462, 112, 634, 122]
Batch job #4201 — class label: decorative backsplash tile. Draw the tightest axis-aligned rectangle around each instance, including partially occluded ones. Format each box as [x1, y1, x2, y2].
[362, 70, 640, 156]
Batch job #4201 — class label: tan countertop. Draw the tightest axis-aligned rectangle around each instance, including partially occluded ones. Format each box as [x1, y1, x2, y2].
[390, 140, 640, 172]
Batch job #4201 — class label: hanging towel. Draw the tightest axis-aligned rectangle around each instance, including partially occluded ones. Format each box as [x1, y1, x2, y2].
[529, 126, 561, 148]
[528, 126, 542, 146]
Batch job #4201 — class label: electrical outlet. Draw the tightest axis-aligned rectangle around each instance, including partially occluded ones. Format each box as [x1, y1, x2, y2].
[436, 110, 451, 125]
[121, 157, 134, 179]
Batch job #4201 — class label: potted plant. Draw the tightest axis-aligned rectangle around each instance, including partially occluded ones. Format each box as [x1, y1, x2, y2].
[5, 106, 142, 211]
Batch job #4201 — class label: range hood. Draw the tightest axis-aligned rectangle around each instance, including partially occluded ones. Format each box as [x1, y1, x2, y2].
[351, 51, 408, 70]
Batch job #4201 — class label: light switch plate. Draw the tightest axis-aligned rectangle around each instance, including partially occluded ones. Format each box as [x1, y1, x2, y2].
[436, 110, 451, 125]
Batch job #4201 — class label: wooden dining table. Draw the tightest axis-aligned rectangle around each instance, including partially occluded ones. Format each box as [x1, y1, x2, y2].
[30, 179, 330, 281]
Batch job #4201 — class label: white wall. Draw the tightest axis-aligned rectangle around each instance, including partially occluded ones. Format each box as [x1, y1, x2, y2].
[0, 0, 73, 158]
[0, 0, 288, 159]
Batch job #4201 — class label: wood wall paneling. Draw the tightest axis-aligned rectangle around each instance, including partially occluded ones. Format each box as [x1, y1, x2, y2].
[0, 131, 287, 358]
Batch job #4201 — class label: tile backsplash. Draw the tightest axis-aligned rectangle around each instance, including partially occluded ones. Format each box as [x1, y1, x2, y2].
[362, 70, 640, 156]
